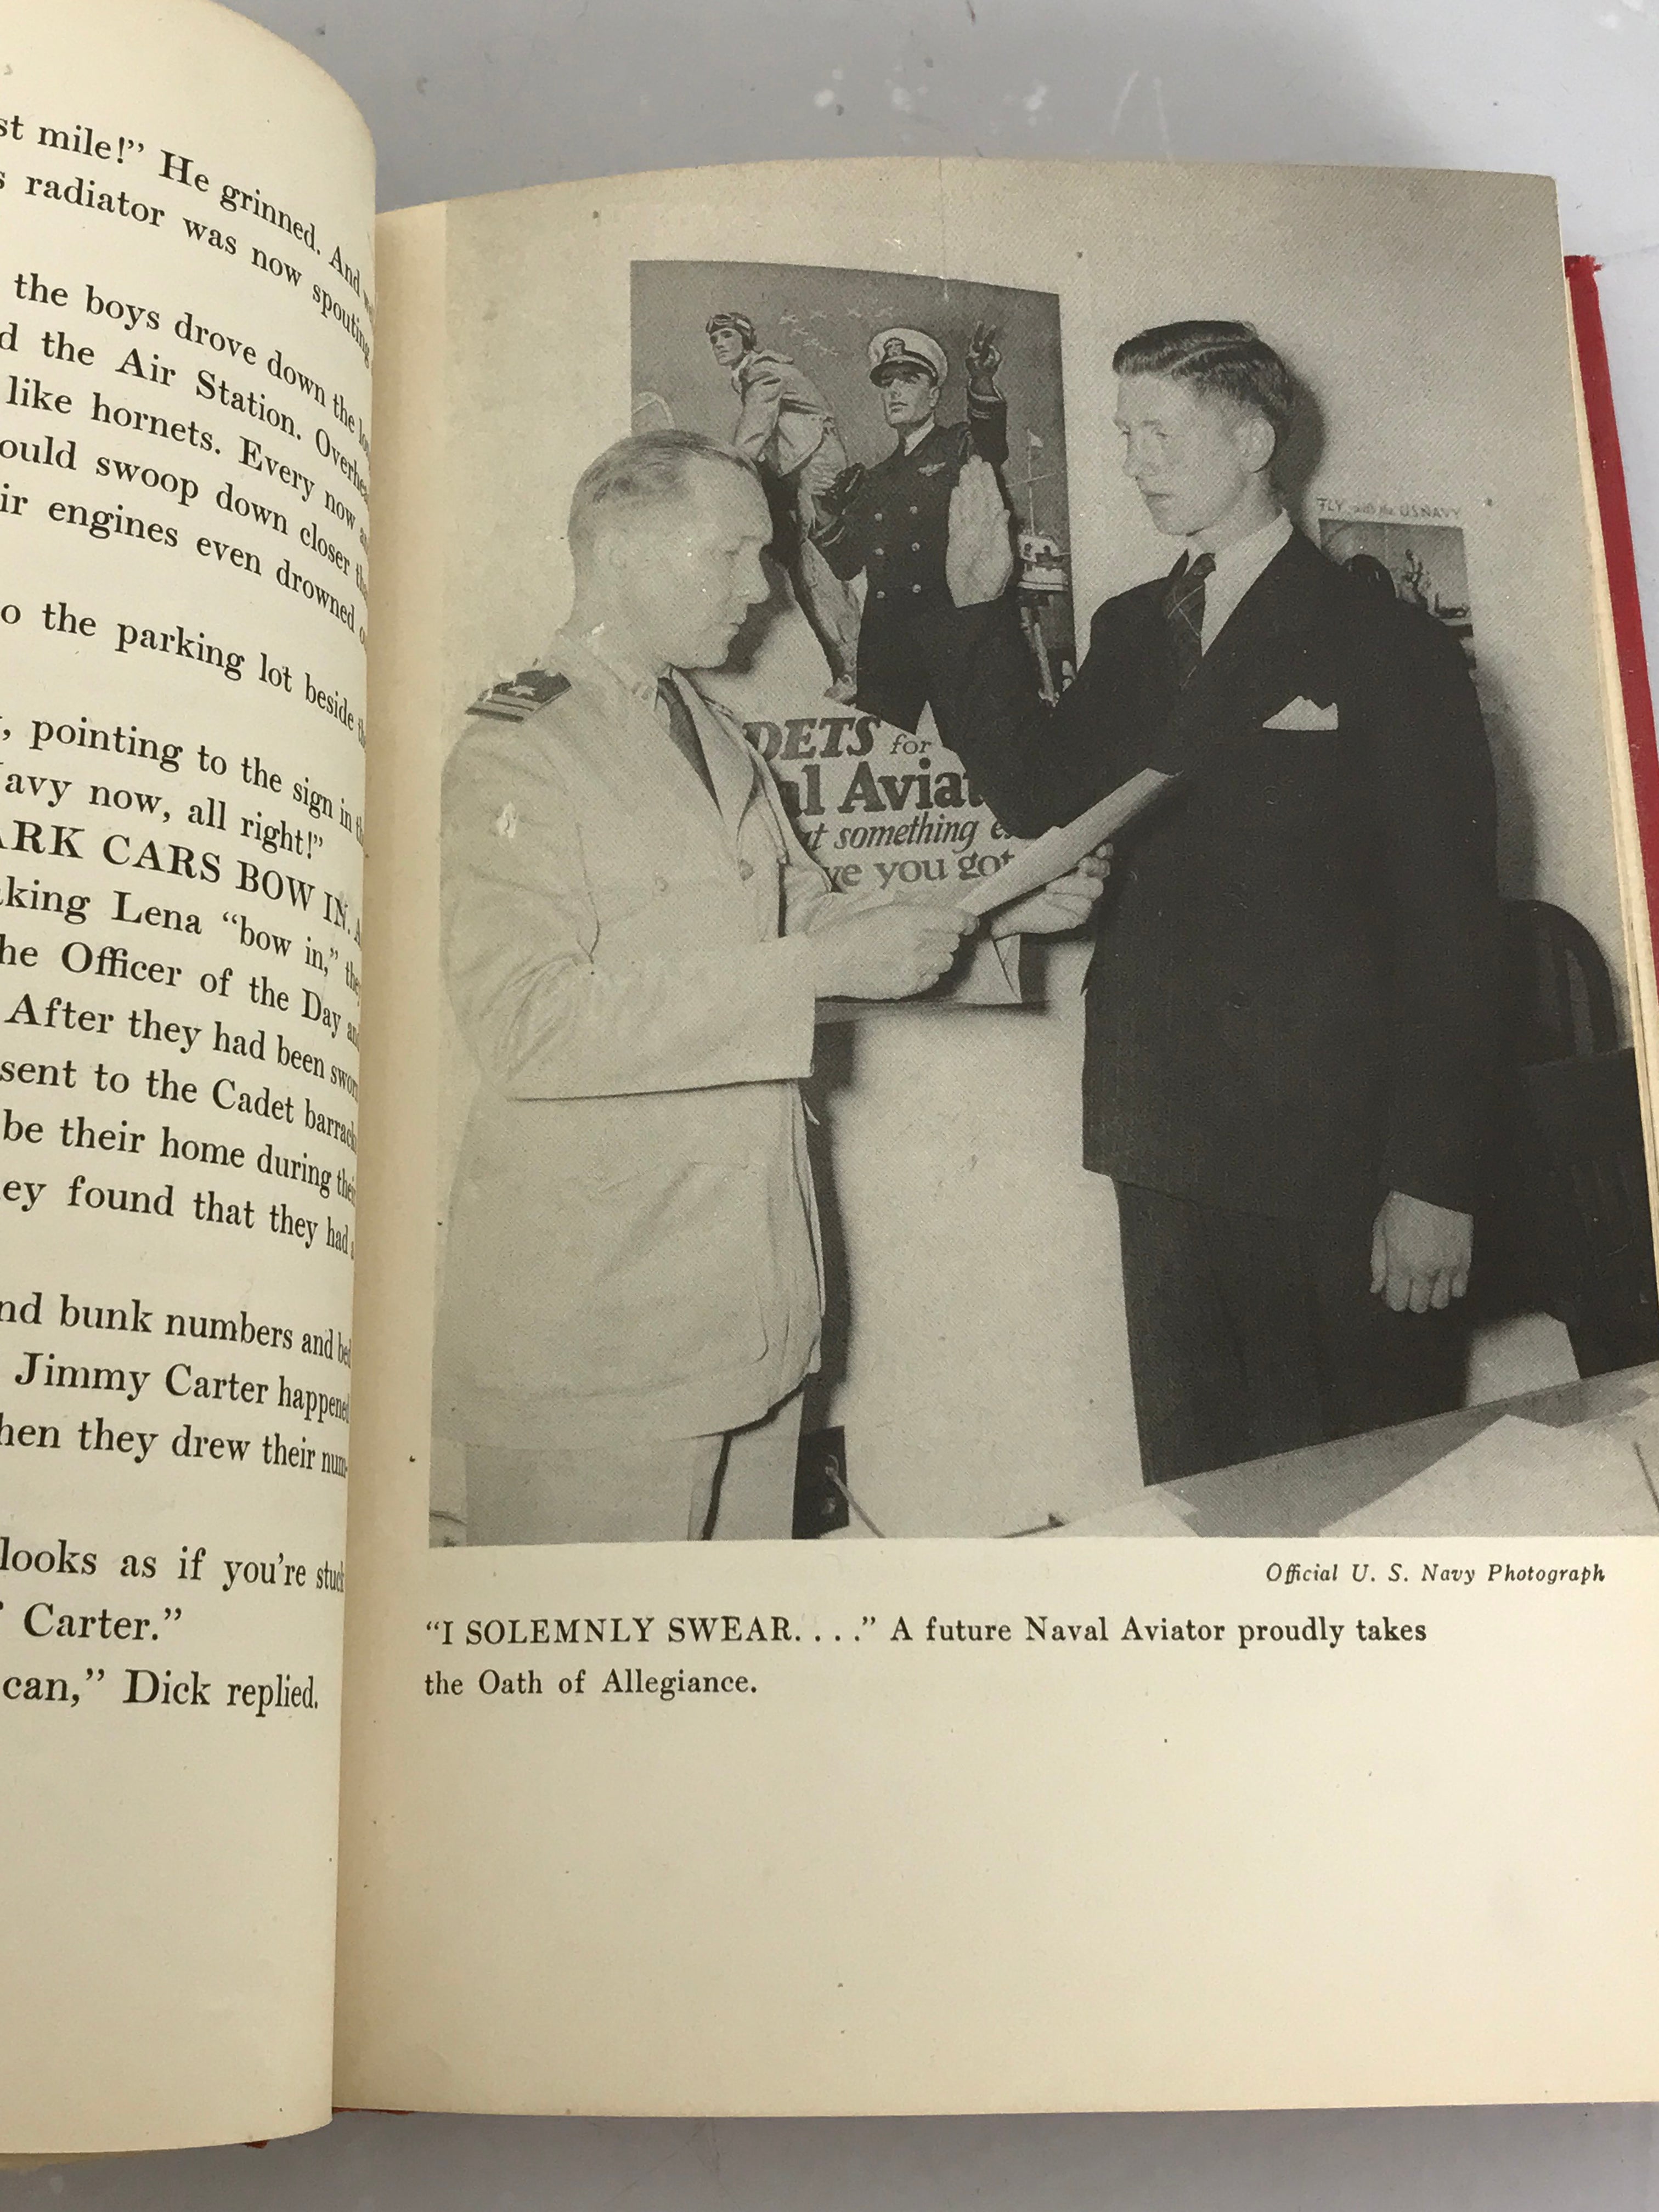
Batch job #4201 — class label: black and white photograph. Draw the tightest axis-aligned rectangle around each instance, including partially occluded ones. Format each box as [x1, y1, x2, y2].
[428, 190, 1659, 1548]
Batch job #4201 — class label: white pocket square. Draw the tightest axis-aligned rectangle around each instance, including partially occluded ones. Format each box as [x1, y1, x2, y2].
[1262, 695, 1340, 731]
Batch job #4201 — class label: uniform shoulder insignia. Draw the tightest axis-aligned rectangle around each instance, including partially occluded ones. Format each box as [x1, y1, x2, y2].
[466, 668, 572, 722]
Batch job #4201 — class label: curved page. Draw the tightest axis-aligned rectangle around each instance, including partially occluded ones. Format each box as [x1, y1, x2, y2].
[340, 161, 1659, 2119]
[0, 0, 373, 2155]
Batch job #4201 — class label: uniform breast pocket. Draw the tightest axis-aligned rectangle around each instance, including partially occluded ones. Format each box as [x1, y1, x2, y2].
[584, 861, 726, 933]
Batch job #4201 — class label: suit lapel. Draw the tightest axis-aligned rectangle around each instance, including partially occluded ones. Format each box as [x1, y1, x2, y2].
[1150, 533, 1335, 773]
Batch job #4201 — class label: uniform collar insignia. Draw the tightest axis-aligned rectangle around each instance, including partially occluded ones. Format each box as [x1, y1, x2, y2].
[467, 668, 572, 721]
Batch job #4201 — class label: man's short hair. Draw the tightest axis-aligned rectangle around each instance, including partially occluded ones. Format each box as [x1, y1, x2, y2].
[706, 311, 757, 346]
[1112, 321, 1296, 447]
[567, 431, 759, 557]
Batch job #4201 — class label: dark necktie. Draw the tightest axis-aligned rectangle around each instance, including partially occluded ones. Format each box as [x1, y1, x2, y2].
[657, 676, 717, 804]
[1165, 550, 1216, 689]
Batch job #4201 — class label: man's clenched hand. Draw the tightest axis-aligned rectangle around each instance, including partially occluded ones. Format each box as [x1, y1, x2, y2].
[1370, 1190, 1473, 1313]
[989, 846, 1112, 938]
[807, 899, 975, 1000]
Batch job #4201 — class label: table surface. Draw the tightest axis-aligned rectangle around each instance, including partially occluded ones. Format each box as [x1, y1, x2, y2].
[1166, 1363, 1659, 1536]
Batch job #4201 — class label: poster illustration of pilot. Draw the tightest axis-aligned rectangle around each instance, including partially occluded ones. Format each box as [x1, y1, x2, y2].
[632, 259, 1076, 1001]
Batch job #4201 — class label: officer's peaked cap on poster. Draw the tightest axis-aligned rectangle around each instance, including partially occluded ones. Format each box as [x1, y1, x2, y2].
[868, 328, 947, 385]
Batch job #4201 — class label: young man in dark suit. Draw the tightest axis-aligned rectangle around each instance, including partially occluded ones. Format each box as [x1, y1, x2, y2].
[922, 321, 1503, 1483]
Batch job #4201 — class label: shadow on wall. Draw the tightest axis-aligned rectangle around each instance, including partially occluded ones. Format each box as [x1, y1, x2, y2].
[1274, 369, 1325, 521]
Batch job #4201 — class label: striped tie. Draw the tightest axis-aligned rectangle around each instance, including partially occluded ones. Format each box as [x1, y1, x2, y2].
[658, 676, 717, 803]
[1165, 550, 1215, 689]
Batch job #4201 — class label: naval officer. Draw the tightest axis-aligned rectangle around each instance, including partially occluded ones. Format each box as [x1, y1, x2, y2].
[812, 323, 1011, 733]
[433, 430, 1104, 1542]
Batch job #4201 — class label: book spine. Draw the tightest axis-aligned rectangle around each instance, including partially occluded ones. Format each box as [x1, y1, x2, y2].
[1565, 253, 1659, 942]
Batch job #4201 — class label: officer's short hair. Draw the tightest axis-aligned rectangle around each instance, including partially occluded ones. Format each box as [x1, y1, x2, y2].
[1113, 321, 1295, 448]
[568, 432, 759, 557]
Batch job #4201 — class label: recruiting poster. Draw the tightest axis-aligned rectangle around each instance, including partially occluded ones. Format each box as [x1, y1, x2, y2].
[632, 257, 1077, 1002]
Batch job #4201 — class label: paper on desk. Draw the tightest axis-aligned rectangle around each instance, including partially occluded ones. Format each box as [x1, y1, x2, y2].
[1587, 1393, 1659, 1483]
[957, 768, 1177, 918]
[1322, 1414, 1659, 1538]
[1044, 1488, 1200, 1538]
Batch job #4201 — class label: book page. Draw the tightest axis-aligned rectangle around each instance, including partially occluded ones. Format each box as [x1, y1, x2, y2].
[0, 0, 373, 2155]
[341, 161, 1659, 2117]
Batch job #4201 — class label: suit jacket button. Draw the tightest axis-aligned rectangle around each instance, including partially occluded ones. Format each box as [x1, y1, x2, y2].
[873, 545, 884, 556]
[875, 589, 885, 600]
[873, 510, 883, 521]
[1223, 989, 1249, 1009]
[653, 874, 669, 894]
[738, 859, 755, 881]
[911, 583, 922, 594]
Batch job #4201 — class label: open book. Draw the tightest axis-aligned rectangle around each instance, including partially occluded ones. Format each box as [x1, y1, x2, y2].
[6, 0, 1659, 2158]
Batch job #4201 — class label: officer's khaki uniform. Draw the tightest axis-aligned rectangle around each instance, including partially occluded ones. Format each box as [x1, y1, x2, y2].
[433, 631, 846, 1543]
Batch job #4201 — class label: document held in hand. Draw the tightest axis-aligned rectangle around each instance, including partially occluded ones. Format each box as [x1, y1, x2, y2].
[956, 768, 1178, 917]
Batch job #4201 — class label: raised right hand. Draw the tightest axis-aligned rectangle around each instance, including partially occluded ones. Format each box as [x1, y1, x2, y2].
[807, 898, 975, 1000]
[946, 457, 1015, 607]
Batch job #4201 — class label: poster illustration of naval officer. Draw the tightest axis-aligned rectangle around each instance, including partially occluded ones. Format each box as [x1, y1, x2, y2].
[631, 260, 1076, 1001]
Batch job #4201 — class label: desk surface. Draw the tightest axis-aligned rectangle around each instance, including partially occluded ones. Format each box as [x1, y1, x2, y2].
[1162, 1363, 1659, 1537]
